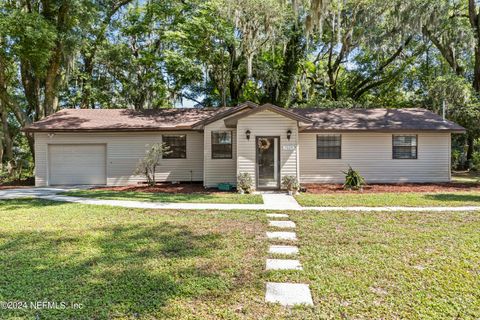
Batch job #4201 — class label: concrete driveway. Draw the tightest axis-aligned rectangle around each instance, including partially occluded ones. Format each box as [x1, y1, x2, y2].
[0, 186, 92, 199]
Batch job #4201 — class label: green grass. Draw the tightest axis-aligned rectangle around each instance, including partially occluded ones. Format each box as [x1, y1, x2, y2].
[61, 189, 263, 204]
[1, 200, 479, 318]
[295, 191, 480, 207]
[281, 210, 480, 318]
[452, 171, 480, 184]
[0, 199, 271, 319]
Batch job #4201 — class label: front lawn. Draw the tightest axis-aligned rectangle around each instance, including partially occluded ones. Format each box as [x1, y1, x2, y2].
[61, 189, 263, 204]
[0, 199, 270, 319]
[295, 191, 480, 207]
[1, 200, 479, 318]
[280, 210, 480, 318]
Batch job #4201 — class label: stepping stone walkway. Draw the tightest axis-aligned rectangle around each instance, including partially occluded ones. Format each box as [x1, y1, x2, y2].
[266, 259, 302, 270]
[264, 213, 313, 307]
[268, 220, 296, 228]
[265, 282, 314, 306]
[266, 231, 297, 241]
[269, 245, 299, 255]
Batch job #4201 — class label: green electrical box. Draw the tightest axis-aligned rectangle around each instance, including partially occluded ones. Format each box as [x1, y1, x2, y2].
[217, 183, 233, 191]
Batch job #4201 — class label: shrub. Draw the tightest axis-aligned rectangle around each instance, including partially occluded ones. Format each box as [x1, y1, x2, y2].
[282, 175, 300, 192]
[451, 149, 463, 170]
[237, 172, 254, 193]
[471, 152, 480, 172]
[343, 166, 366, 190]
[134, 143, 171, 186]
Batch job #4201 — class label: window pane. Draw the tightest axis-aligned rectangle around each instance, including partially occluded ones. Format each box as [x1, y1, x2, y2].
[393, 135, 417, 159]
[212, 131, 232, 144]
[317, 135, 341, 159]
[212, 131, 232, 159]
[163, 135, 186, 159]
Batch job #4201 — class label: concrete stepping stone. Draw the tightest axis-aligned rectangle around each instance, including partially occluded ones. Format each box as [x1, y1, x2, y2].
[265, 282, 314, 306]
[269, 245, 299, 255]
[266, 231, 297, 241]
[266, 213, 289, 218]
[269, 220, 296, 228]
[266, 259, 302, 270]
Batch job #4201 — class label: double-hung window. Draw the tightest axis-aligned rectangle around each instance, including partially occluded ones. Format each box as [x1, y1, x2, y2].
[392, 135, 417, 159]
[162, 135, 187, 159]
[317, 134, 341, 159]
[211, 131, 232, 159]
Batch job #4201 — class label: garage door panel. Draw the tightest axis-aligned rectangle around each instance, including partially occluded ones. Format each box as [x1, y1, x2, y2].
[48, 144, 106, 185]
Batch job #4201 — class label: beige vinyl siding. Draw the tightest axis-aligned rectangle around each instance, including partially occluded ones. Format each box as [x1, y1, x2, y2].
[203, 119, 237, 187]
[34, 131, 204, 186]
[299, 132, 451, 183]
[236, 110, 299, 187]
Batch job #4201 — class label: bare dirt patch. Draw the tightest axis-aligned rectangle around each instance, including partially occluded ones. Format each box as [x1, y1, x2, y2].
[302, 182, 480, 194]
[92, 182, 227, 194]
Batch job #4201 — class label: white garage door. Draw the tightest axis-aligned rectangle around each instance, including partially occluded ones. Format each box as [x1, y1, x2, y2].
[48, 144, 107, 185]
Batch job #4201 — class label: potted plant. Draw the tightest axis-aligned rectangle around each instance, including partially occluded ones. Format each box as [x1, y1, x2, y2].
[282, 175, 300, 195]
[237, 172, 254, 194]
[342, 166, 366, 191]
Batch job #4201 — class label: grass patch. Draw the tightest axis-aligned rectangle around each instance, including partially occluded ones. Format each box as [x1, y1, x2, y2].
[0, 199, 274, 319]
[452, 171, 480, 184]
[61, 189, 263, 204]
[280, 210, 480, 318]
[1, 200, 479, 318]
[295, 192, 480, 207]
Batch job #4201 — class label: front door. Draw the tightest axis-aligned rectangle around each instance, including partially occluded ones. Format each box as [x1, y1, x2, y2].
[256, 136, 280, 189]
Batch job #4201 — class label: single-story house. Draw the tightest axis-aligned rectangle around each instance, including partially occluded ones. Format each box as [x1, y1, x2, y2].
[24, 102, 465, 189]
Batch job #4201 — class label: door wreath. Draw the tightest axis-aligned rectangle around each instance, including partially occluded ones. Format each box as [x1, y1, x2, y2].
[258, 138, 271, 150]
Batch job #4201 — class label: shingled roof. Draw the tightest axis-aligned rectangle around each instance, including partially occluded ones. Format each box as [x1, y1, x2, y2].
[291, 108, 465, 132]
[24, 104, 465, 133]
[24, 108, 227, 132]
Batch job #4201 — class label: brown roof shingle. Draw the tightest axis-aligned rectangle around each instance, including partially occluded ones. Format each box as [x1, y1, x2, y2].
[24, 108, 226, 132]
[24, 105, 465, 132]
[292, 108, 465, 132]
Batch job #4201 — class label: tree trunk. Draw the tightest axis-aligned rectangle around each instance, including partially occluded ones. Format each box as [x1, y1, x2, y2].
[328, 70, 338, 100]
[474, 46, 480, 93]
[466, 135, 475, 169]
[43, 48, 62, 116]
[0, 136, 3, 170]
[276, 24, 305, 107]
[227, 44, 246, 104]
[80, 56, 94, 109]
[1, 109, 13, 161]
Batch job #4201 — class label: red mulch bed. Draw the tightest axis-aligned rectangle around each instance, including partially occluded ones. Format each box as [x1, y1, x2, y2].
[302, 183, 480, 194]
[92, 182, 227, 194]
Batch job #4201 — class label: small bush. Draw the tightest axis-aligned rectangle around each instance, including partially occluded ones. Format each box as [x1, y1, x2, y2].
[343, 166, 366, 190]
[471, 152, 480, 171]
[282, 175, 300, 192]
[451, 149, 463, 170]
[237, 172, 254, 193]
[134, 143, 171, 186]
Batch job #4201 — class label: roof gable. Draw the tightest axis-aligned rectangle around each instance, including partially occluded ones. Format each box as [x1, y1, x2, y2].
[191, 101, 258, 129]
[223, 103, 313, 128]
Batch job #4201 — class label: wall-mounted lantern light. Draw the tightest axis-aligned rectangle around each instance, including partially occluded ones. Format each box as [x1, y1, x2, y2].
[245, 130, 251, 141]
[286, 129, 292, 141]
[48, 133, 55, 139]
